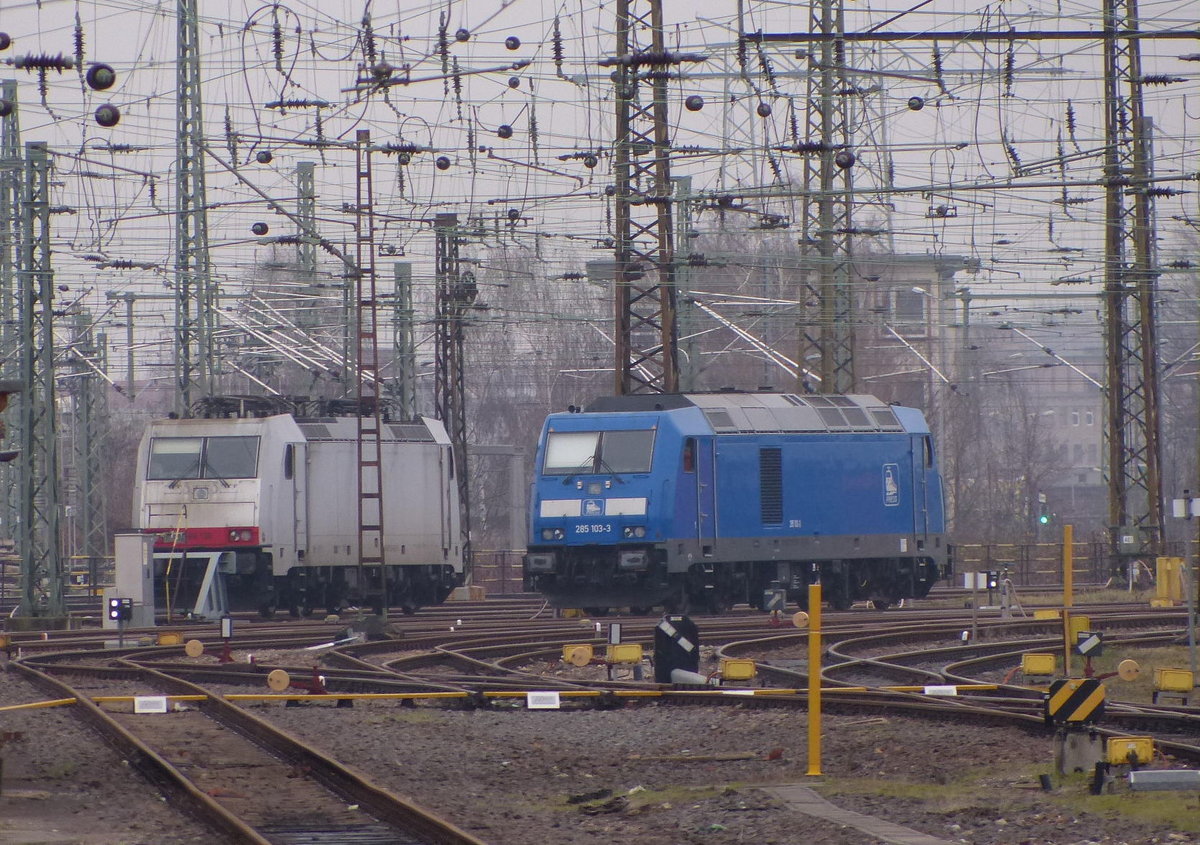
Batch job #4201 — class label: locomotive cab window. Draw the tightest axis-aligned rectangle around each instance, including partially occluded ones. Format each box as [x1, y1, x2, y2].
[543, 429, 655, 475]
[148, 435, 261, 480]
[682, 438, 695, 473]
[923, 435, 934, 468]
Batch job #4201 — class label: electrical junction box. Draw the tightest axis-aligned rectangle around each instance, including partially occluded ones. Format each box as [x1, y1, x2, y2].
[1022, 653, 1057, 677]
[606, 643, 643, 664]
[720, 658, 756, 681]
[1154, 668, 1194, 693]
[1107, 736, 1154, 766]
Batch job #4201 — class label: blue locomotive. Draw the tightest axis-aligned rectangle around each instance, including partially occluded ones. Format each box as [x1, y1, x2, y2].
[523, 391, 951, 613]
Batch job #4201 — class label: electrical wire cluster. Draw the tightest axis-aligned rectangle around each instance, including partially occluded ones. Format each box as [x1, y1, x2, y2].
[0, 0, 1195, 396]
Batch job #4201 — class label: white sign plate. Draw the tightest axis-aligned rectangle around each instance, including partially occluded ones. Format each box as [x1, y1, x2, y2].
[133, 696, 169, 714]
[526, 691, 562, 710]
[923, 685, 959, 697]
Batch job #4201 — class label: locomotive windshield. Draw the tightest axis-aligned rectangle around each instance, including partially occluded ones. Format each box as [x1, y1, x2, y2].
[147, 436, 261, 480]
[542, 429, 655, 475]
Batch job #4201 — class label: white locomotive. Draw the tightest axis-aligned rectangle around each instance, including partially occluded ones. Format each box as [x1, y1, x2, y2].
[133, 408, 464, 617]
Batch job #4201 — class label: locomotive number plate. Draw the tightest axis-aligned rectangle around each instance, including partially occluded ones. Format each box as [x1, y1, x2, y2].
[574, 524, 612, 535]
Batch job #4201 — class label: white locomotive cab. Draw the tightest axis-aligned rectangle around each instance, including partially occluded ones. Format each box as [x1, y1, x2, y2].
[134, 412, 464, 617]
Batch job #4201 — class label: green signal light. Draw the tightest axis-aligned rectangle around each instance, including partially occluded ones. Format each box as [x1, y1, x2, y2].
[1038, 514, 1050, 524]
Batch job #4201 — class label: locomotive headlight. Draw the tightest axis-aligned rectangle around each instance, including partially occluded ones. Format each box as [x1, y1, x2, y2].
[239, 529, 252, 541]
[229, 530, 239, 541]
[622, 526, 647, 539]
[541, 528, 564, 541]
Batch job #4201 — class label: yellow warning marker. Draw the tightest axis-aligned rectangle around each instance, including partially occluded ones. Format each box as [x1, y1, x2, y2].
[1117, 659, 1141, 682]
[183, 639, 205, 658]
[562, 644, 593, 666]
[792, 611, 809, 628]
[266, 669, 291, 692]
[156, 631, 183, 647]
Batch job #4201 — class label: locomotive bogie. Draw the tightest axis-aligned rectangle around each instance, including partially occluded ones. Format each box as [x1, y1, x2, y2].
[134, 412, 464, 617]
[525, 392, 952, 613]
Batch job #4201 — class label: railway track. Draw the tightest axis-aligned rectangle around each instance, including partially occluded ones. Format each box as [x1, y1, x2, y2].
[8, 598, 1199, 843]
[10, 658, 486, 845]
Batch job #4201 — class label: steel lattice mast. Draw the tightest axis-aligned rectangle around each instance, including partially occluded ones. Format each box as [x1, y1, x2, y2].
[69, 310, 109, 593]
[390, 262, 417, 421]
[798, 0, 856, 394]
[174, 0, 214, 415]
[434, 213, 472, 568]
[605, 0, 698, 395]
[295, 161, 320, 328]
[0, 80, 21, 539]
[16, 141, 64, 620]
[1102, 0, 1163, 561]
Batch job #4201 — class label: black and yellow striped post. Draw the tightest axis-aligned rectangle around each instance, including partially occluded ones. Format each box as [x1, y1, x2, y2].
[1044, 678, 1105, 727]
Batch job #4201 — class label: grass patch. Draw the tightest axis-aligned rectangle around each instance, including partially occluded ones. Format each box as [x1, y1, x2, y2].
[822, 759, 1200, 833]
[1078, 786, 1200, 832]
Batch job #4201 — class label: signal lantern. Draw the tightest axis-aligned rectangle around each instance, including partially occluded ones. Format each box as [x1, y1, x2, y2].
[107, 597, 132, 621]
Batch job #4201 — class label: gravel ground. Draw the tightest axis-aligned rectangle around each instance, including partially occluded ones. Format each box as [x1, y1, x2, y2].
[3, 656, 1199, 844]
[255, 696, 1197, 845]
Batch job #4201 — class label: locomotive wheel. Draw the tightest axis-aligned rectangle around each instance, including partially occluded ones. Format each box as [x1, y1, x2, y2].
[828, 594, 852, 612]
[258, 602, 277, 620]
[871, 600, 892, 610]
[583, 606, 609, 617]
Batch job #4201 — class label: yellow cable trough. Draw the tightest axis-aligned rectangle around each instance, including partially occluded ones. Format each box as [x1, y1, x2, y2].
[0, 684, 1000, 710]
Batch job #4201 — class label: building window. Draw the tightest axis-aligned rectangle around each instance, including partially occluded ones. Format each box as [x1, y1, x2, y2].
[1070, 411, 1080, 426]
[1085, 411, 1094, 426]
[1073, 443, 1084, 462]
[893, 289, 926, 323]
